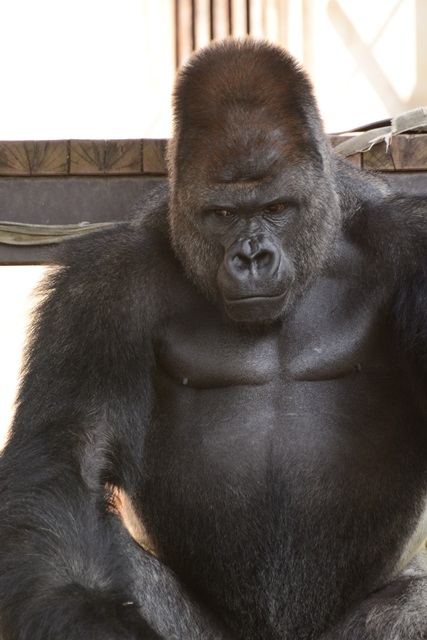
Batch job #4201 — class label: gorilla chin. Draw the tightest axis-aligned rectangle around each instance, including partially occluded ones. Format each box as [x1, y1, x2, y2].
[223, 291, 289, 324]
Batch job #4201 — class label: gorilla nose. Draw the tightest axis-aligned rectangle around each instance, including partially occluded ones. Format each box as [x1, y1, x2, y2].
[226, 237, 280, 280]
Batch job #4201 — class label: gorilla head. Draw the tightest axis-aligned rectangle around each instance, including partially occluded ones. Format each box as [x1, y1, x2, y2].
[167, 38, 341, 324]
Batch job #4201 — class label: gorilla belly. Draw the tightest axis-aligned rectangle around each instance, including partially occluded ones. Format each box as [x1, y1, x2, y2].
[141, 372, 427, 639]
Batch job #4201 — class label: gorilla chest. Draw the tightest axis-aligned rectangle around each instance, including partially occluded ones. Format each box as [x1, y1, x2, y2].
[156, 308, 281, 388]
[151, 282, 412, 479]
[156, 277, 392, 387]
[145, 286, 426, 635]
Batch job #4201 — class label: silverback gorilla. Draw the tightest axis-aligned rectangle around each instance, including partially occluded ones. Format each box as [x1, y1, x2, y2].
[1, 38, 427, 640]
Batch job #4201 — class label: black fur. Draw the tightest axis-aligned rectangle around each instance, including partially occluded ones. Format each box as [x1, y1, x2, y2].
[1, 38, 427, 640]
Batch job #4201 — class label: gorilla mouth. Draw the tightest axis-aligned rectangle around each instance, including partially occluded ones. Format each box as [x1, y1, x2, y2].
[224, 291, 288, 304]
[223, 291, 289, 322]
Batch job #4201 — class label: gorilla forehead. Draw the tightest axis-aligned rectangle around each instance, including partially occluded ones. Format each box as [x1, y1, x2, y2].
[207, 136, 292, 186]
[170, 39, 327, 188]
[173, 38, 316, 128]
[201, 107, 309, 181]
[175, 105, 323, 189]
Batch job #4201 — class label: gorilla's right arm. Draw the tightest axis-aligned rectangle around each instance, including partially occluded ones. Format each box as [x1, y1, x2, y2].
[0, 224, 230, 640]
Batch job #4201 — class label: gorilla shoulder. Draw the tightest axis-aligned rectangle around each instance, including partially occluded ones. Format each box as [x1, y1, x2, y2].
[47, 219, 192, 329]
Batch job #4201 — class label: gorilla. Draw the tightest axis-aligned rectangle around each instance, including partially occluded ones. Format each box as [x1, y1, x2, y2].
[1, 38, 427, 640]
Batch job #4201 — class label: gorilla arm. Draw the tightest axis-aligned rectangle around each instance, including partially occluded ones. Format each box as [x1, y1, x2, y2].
[320, 194, 427, 640]
[387, 195, 427, 404]
[0, 225, 230, 640]
[393, 268, 427, 387]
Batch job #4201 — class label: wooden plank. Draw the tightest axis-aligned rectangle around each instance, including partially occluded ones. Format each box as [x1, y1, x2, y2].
[0, 135, 426, 177]
[69, 140, 142, 175]
[0, 141, 39, 175]
[0, 141, 31, 175]
[329, 135, 362, 168]
[32, 141, 69, 175]
[69, 140, 107, 174]
[392, 134, 427, 171]
[104, 140, 142, 174]
[142, 140, 168, 174]
[361, 135, 427, 172]
[0, 141, 69, 175]
[362, 141, 395, 171]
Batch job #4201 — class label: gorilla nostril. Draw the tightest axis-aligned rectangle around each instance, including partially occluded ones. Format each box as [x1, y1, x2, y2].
[255, 250, 272, 267]
[233, 253, 252, 270]
[226, 236, 280, 277]
[230, 249, 277, 275]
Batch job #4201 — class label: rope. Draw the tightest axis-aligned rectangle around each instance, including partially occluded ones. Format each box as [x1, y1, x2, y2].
[0, 221, 115, 246]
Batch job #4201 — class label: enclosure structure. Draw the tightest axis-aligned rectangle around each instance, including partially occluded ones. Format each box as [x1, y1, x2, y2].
[0, 133, 426, 265]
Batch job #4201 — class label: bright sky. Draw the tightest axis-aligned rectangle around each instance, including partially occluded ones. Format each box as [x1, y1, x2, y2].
[0, 0, 174, 140]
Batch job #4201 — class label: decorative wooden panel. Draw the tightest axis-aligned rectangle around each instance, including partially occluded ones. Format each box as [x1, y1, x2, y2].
[142, 140, 168, 174]
[70, 140, 142, 175]
[1, 135, 427, 177]
[0, 141, 68, 175]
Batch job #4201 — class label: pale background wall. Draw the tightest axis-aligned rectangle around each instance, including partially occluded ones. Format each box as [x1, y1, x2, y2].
[0, 267, 45, 448]
[1, 0, 426, 447]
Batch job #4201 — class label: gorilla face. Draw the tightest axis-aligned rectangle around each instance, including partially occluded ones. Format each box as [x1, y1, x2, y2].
[195, 153, 340, 324]
[214, 208, 295, 323]
[170, 157, 340, 325]
[167, 39, 341, 325]
[195, 177, 302, 323]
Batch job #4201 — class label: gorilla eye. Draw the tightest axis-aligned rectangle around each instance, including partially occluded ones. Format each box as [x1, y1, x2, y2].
[265, 203, 286, 213]
[213, 209, 234, 218]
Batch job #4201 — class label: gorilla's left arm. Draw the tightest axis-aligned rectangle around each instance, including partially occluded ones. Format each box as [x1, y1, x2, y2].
[321, 194, 427, 640]
[360, 191, 427, 389]
[387, 194, 427, 391]
[393, 263, 427, 385]
[0, 221, 230, 640]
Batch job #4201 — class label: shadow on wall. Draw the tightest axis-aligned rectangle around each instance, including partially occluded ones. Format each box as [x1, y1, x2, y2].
[327, 0, 427, 114]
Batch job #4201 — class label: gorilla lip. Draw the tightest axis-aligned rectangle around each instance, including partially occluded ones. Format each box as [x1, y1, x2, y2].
[224, 292, 287, 304]
[223, 290, 290, 320]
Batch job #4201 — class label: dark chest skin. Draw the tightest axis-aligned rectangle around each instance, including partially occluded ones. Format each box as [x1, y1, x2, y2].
[140, 239, 427, 639]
